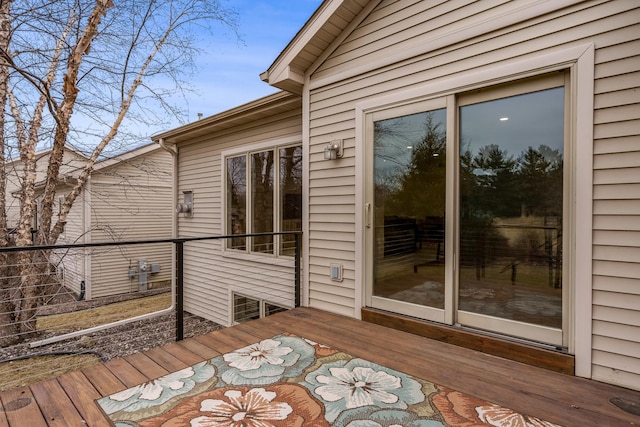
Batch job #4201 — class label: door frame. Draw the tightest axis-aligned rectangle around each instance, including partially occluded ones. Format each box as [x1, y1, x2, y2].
[353, 43, 595, 368]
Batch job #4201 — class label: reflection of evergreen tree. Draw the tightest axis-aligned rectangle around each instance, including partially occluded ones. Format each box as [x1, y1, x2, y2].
[518, 145, 563, 217]
[470, 144, 519, 217]
[387, 113, 446, 218]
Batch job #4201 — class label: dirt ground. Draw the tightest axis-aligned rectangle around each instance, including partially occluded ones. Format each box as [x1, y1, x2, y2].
[0, 288, 222, 391]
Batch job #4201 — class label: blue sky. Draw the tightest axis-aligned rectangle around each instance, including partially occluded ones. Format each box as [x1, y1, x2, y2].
[174, 0, 322, 124]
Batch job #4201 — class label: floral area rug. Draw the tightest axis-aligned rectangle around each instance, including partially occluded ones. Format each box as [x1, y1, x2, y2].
[97, 333, 562, 426]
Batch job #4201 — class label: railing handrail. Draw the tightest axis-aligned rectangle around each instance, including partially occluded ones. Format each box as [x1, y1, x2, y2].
[1, 231, 303, 346]
[0, 231, 303, 253]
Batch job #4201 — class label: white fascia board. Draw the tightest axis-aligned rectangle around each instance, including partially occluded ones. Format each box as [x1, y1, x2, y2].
[262, 0, 344, 87]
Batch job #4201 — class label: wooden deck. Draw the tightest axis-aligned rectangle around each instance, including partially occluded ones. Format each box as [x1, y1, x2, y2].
[0, 307, 638, 426]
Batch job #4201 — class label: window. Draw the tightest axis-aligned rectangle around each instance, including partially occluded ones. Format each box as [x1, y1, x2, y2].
[225, 144, 302, 256]
[232, 293, 288, 323]
[233, 294, 260, 323]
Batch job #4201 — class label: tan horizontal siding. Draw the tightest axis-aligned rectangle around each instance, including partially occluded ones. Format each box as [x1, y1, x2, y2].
[594, 260, 640, 280]
[594, 105, 640, 126]
[592, 317, 640, 342]
[90, 242, 173, 299]
[182, 247, 297, 326]
[592, 350, 640, 378]
[177, 111, 301, 323]
[594, 199, 640, 216]
[592, 363, 640, 391]
[592, 302, 640, 389]
[594, 275, 640, 295]
[593, 183, 640, 199]
[306, 0, 639, 388]
[593, 230, 640, 247]
[594, 135, 639, 155]
[593, 289, 640, 311]
[593, 215, 640, 231]
[178, 111, 301, 239]
[593, 348, 640, 374]
[308, 289, 356, 316]
[83, 150, 173, 299]
[312, 4, 639, 107]
[594, 246, 640, 263]
[595, 70, 640, 93]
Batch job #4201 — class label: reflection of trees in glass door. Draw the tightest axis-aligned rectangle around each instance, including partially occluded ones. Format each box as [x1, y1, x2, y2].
[367, 72, 568, 346]
[458, 85, 565, 340]
[372, 108, 447, 312]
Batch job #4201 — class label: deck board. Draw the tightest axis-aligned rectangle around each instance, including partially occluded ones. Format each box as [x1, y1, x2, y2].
[1, 307, 639, 426]
[81, 363, 126, 396]
[103, 358, 148, 388]
[124, 352, 169, 379]
[0, 407, 7, 427]
[176, 336, 221, 359]
[30, 378, 85, 427]
[57, 371, 112, 427]
[143, 347, 189, 372]
[0, 386, 48, 427]
[261, 309, 640, 427]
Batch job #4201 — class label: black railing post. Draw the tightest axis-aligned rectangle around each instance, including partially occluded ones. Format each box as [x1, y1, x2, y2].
[175, 240, 184, 341]
[294, 233, 301, 307]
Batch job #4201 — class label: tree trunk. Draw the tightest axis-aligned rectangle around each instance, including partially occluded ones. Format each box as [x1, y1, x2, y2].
[0, 0, 16, 346]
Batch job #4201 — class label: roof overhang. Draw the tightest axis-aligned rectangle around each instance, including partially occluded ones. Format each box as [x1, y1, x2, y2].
[260, 0, 372, 94]
[152, 91, 301, 145]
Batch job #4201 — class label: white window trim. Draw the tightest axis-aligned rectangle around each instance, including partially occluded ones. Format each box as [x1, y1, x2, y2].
[221, 135, 302, 263]
[355, 43, 594, 378]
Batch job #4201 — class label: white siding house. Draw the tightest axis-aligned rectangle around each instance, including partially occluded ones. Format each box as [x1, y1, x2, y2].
[160, 0, 640, 391]
[6, 144, 173, 300]
[4, 147, 88, 232]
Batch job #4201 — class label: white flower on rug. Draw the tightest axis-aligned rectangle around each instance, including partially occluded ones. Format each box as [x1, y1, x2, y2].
[190, 388, 293, 427]
[223, 338, 293, 371]
[477, 404, 563, 427]
[315, 366, 401, 408]
[99, 361, 215, 414]
[217, 336, 316, 385]
[304, 358, 425, 422]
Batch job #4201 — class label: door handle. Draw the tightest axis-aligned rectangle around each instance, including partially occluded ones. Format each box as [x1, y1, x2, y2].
[365, 203, 372, 228]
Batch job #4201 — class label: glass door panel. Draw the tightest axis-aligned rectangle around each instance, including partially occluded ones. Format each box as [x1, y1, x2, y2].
[458, 87, 564, 343]
[372, 108, 447, 314]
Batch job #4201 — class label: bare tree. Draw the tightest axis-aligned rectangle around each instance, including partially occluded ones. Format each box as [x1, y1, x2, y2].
[0, 0, 237, 344]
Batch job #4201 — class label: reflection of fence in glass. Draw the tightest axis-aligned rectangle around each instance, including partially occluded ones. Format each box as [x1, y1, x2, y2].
[460, 220, 562, 289]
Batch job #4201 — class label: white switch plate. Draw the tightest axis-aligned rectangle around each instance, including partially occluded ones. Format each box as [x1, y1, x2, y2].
[330, 263, 343, 282]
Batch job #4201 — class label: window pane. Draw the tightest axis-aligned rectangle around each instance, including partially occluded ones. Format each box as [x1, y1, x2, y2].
[227, 156, 246, 250]
[264, 302, 287, 316]
[373, 109, 447, 310]
[233, 294, 260, 323]
[251, 151, 274, 253]
[459, 87, 564, 329]
[279, 146, 302, 256]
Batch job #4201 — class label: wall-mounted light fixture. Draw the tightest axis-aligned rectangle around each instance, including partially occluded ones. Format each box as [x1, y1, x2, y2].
[324, 139, 343, 160]
[176, 190, 193, 217]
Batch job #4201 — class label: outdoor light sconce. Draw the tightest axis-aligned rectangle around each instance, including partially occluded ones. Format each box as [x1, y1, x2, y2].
[324, 139, 343, 160]
[176, 190, 193, 217]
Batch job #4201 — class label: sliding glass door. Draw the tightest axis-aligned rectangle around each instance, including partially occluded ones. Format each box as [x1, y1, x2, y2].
[366, 73, 568, 346]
